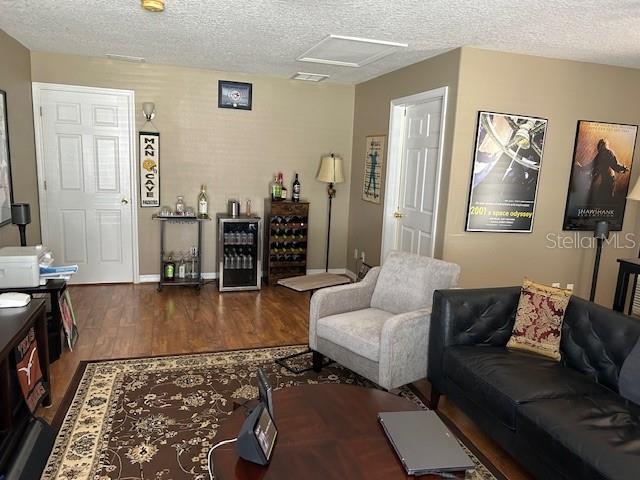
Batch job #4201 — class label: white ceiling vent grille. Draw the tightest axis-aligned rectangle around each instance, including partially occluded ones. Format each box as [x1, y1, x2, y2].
[105, 53, 146, 63]
[292, 72, 330, 82]
[297, 35, 408, 68]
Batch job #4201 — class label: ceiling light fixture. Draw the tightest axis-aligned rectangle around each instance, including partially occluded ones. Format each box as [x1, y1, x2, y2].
[292, 72, 330, 82]
[141, 0, 164, 12]
[105, 53, 146, 62]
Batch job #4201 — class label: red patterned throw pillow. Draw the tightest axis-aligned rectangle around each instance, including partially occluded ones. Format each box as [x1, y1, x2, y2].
[506, 279, 571, 361]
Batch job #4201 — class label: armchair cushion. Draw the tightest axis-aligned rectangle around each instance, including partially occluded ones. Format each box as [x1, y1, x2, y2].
[316, 308, 394, 361]
[371, 251, 460, 314]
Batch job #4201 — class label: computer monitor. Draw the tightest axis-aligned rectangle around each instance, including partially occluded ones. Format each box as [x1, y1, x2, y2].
[257, 368, 273, 419]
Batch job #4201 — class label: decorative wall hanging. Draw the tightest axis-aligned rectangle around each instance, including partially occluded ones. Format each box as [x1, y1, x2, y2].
[362, 135, 385, 204]
[218, 80, 252, 110]
[0, 90, 14, 226]
[139, 131, 160, 207]
[465, 111, 548, 232]
[563, 120, 637, 231]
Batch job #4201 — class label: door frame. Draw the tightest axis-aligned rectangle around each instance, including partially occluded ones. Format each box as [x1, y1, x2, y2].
[380, 86, 448, 264]
[31, 82, 140, 283]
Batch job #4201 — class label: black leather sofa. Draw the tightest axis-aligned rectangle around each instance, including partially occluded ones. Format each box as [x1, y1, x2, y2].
[428, 287, 640, 480]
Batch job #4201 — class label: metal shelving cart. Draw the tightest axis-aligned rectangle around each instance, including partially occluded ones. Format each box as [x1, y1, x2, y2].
[153, 214, 210, 291]
[217, 213, 262, 292]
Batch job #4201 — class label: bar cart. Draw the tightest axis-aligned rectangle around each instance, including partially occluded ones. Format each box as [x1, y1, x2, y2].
[153, 214, 210, 291]
[217, 213, 262, 291]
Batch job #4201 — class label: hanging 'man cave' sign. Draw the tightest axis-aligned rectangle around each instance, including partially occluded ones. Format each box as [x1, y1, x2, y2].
[139, 131, 160, 207]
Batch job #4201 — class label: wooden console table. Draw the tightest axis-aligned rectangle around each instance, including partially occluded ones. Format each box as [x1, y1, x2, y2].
[0, 300, 50, 472]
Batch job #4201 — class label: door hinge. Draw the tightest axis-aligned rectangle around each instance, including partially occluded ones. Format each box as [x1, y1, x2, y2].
[43, 180, 47, 191]
[39, 106, 42, 117]
[403, 107, 407, 116]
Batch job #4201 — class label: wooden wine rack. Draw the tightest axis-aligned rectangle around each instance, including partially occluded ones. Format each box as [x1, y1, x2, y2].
[263, 199, 310, 284]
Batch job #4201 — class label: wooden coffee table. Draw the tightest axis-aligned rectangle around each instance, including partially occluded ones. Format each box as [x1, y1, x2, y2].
[210, 384, 466, 479]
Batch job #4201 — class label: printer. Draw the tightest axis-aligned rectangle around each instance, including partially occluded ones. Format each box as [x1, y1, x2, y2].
[0, 246, 53, 288]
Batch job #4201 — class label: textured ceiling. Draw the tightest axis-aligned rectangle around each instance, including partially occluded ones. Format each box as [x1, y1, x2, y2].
[1, 0, 639, 84]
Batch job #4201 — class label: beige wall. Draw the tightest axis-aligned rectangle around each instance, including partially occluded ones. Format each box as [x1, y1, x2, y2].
[348, 46, 640, 306]
[30, 52, 354, 275]
[0, 30, 41, 246]
[443, 48, 640, 306]
[346, 49, 461, 272]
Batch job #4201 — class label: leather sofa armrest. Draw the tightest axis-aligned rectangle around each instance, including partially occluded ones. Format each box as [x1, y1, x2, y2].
[309, 267, 380, 350]
[427, 286, 521, 391]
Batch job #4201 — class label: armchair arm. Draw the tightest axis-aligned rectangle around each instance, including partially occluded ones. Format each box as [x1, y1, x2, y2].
[379, 308, 431, 390]
[309, 267, 380, 350]
[427, 287, 521, 391]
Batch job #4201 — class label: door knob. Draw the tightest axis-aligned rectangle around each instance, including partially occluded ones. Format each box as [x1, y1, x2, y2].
[394, 211, 405, 218]
[121, 198, 129, 205]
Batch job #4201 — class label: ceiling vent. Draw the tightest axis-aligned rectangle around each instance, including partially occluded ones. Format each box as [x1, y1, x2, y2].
[105, 53, 146, 63]
[297, 35, 407, 68]
[292, 72, 330, 82]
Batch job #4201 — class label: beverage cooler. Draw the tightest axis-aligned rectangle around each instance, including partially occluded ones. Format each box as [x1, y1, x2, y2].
[217, 213, 262, 292]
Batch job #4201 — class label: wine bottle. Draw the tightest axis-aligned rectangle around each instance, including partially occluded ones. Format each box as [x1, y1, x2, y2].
[198, 184, 208, 218]
[292, 173, 301, 202]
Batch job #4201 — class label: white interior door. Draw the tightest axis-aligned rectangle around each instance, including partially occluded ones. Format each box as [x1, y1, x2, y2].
[34, 84, 136, 283]
[381, 89, 447, 261]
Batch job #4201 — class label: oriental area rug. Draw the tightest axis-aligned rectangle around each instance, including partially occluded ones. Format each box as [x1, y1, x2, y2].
[43, 346, 499, 480]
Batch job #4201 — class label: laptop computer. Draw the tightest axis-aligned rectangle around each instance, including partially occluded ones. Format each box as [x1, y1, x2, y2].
[378, 410, 474, 476]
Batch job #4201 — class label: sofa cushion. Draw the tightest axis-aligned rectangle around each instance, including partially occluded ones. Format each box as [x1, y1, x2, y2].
[620, 336, 640, 406]
[316, 308, 393, 361]
[506, 279, 571, 361]
[444, 346, 609, 430]
[517, 394, 640, 480]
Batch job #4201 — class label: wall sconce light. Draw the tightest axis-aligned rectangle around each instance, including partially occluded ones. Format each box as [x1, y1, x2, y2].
[142, 102, 156, 122]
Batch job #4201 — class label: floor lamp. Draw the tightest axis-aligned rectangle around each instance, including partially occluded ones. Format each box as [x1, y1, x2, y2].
[316, 154, 344, 272]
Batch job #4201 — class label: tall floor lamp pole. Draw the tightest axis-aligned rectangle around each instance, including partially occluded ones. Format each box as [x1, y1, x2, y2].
[316, 154, 344, 272]
[590, 220, 609, 302]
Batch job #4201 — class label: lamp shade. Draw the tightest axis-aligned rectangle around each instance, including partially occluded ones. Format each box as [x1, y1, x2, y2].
[628, 177, 640, 201]
[316, 154, 344, 184]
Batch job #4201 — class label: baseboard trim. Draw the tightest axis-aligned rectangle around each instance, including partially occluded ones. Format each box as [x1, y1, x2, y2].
[139, 269, 348, 284]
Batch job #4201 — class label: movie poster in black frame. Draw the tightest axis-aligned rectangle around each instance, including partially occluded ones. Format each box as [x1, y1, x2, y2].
[562, 120, 638, 231]
[465, 111, 548, 232]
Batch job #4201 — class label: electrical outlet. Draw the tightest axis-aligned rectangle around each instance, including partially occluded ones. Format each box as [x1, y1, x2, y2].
[551, 283, 560, 288]
[354, 249, 359, 260]
[566, 283, 574, 291]
[360, 251, 366, 263]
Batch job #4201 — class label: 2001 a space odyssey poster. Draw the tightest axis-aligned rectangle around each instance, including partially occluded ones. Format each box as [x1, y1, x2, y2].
[465, 111, 548, 232]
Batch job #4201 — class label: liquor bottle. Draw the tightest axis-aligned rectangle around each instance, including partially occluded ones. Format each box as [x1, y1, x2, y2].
[277, 172, 284, 200]
[281, 185, 288, 200]
[292, 173, 301, 202]
[271, 176, 281, 201]
[198, 185, 208, 218]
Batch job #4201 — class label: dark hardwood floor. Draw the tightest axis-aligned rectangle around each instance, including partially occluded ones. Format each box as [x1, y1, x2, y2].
[40, 282, 531, 480]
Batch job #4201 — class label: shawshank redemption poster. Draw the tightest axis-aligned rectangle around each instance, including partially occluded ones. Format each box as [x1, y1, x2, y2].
[563, 121, 637, 231]
[466, 111, 548, 232]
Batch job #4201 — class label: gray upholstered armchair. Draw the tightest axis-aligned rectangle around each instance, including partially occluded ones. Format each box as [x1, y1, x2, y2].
[309, 251, 460, 390]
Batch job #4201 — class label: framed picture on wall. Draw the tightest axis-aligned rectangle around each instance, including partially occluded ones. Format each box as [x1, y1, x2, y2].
[562, 120, 638, 231]
[218, 80, 252, 110]
[362, 135, 385, 203]
[465, 111, 548, 232]
[0, 90, 14, 226]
